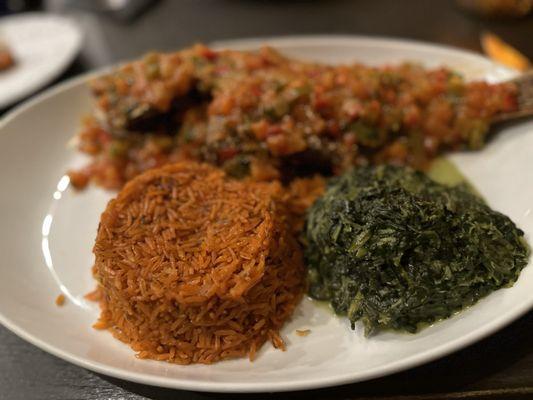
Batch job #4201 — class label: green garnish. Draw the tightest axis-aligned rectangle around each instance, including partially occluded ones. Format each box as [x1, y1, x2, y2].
[305, 165, 529, 335]
[108, 140, 129, 159]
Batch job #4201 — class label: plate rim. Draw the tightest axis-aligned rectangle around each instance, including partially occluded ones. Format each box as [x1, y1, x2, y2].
[0, 34, 529, 393]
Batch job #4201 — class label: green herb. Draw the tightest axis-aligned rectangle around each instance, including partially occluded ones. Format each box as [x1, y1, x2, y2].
[143, 53, 160, 80]
[263, 99, 290, 120]
[305, 165, 529, 335]
[181, 128, 197, 143]
[108, 140, 129, 159]
[349, 122, 385, 148]
[223, 154, 250, 178]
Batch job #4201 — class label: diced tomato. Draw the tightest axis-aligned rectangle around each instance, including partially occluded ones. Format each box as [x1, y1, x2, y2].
[209, 95, 234, 115]
[383, 89, 396, 103]
[313, 88, 331, 111]
[403, 105, 421, 127]
[387, 140, 408, 160]
[327, 120, 341, 138]
[266, 124, 282, 137]
[218, 147, 238, 162]
[97, 128, 112, 145]
[432, 68, 449, 83]
[215, 66, 231, 75]
[115, 78, 129, 96]
[250, 85, 262, 98]
[251, 120, 269, 140]
[200, 47, 218, 61]
[97, 96, 110, 111]
[363, 100, 381, 123]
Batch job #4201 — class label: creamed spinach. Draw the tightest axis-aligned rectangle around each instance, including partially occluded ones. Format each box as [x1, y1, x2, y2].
[305, 165, 529, 335]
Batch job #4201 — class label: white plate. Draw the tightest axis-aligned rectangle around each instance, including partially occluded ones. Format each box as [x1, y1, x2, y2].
[0, 12, 82, 108]
[0, 36, 532, 393]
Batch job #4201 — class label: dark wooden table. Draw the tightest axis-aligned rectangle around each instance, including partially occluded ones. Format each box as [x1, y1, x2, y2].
[1, 1, 533, 398]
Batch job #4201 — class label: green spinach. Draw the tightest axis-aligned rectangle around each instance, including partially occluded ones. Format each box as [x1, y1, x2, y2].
[305, 165, 530, 335]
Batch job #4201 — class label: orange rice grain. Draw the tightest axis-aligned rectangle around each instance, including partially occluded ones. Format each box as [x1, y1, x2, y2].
[92, 162, 305, 364]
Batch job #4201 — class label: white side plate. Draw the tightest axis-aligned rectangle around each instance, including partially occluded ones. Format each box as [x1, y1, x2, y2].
[0, 12, 82, 108]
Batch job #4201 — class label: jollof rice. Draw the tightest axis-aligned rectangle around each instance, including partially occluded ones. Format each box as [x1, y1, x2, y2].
[92, 162, 305, 364]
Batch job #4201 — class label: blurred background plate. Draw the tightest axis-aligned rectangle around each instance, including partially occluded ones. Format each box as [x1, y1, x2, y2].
[0, 12, 82, 108]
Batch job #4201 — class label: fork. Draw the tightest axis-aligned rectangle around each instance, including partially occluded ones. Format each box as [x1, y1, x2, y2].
[494, 72, 533, 122]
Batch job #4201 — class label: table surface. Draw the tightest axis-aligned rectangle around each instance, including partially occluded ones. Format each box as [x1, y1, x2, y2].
[2, 0, 533, 399]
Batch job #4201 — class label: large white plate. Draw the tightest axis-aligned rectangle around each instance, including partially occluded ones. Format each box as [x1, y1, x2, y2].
[0, 36, 532, 393]
[0, 12, 82, 108]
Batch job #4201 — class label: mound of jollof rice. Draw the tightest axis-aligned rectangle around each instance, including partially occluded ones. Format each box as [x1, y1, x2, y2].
[92, 162, 305, 364]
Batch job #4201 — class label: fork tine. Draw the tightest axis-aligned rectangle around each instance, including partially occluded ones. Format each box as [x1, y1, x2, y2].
[493, 71, 533, 122]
